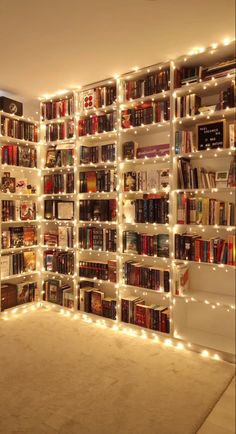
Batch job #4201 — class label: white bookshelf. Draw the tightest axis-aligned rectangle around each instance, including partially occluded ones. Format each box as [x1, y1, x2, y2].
[0, 40, 235, 362]
[0, 111, 41, 311]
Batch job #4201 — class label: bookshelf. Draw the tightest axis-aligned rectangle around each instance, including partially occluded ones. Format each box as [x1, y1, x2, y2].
[1, 39, 235, 362]
[0, 111, 41, 311]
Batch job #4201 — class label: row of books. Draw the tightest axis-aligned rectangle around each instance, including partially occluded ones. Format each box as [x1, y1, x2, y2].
[176, 193, 235, 226]
[44, 200, 74, 220]
[79, 170, 116, 193]
[44, 173, 74, 194]
[121, 100, 170, 129]
[43, 279, 73, 307]
[1, 251, 36, 277]
[80, 143, 116, 164]
[79, 199, 116, 222]
[121, 296, 170, 333]
[44, 250, 74, 274]
[123, 69, 170, 100]
[174, 66, 203, 87]
[175, 131, 194, 154]
[78, 112, 116, 136]
[80, 286, 116, 319]
[123, 196, 169, 224]
[179, 159, 235, 189]
[45, 121, 74, 142]
[79, 260, 117, 282]
[1, 117, 39, 142]
[80, 86, 116, 110]
[1, 145, 37, 168]
[1, 281, 37, 311]
[123, 169, 169, 192]
[44, 227, 74, 248]
[174, 58, 235, 87]
[2, 200, 37, 221]
[123, 261, 170, 292]
[175, 233, 236, 265]
[123, 231, 169, 257]
[45, 147, 74, 168]
[1, 226, 37, 249]
[79, 227, 117, 251]
[41, 96, 74, 120]
[175, 94, 201, 118]
[122, 141, 170, 160]
[218, 85, 235, 110]
[1, 173, 37, 194]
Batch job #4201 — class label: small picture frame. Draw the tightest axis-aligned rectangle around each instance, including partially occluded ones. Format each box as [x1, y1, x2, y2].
[215, 171, 229, 188]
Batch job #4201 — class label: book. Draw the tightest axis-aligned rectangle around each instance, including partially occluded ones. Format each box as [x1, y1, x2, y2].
[1, 255, 10, 277]
[229, 123, 236, 148]
[23, 251, 36, 271]
[15, 178, 28, 194]
[91, 290, 104, 316]
[122, 141, 138, 160]
[41, 96, 74, 120]
[136, 144, 170, 159]
[57, 201, 74, 220]
[174, 263, 189, 295]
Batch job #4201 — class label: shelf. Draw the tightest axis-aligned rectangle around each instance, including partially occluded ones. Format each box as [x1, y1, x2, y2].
[79, 249, 116, 255]
[0, 110, 38, 124]
[80, 161, 117, 168]
[121, 90, 171, 107]
[122, 222, 170, 229]
[1, 271, 39, 282]
[173, 259, 235, 269]
[122, 284, 171, 298]
[78, 276, 117, 285]
[174, 74, 235, 96]
[121, 252, 170, 263]
[1, 164, 39, 172]
[122, 189, 170, 196]
[42, 193, 76, 198]
[0, 193, 39, 198]
[41, 219, 76, 225]
[119, 156, 170, 166]
[1, 220, 38, 225]
[43, 139, 75, 146]
[174, 290, 235, 309]
[174, 223, 235, 230]
[174, 107, 235, 124]
[121, 121, 170, 134]
[42, 166, 74, 172]
[173, 188, 235, 193]
[42, 115, 74, 125]
[174, 327, 235, 356]
[42, 270, 75, 279]
[0, 135, 39, 146]
[174, 148, 235, 159]
[78, 130, 117, 142]
[78, 192, 117, 198]
[1, 245, 38, 254]
[78, 103, 117, 117]
[40, 245, 75, 251]
[78, 220, 117, 226]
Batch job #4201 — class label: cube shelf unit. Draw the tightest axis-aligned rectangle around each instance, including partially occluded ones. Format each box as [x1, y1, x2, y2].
[0, 111, 41, 312]
[1, 39, 235, 362]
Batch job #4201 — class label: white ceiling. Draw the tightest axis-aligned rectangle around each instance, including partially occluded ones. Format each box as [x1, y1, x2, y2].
[0, 0, 235, 116]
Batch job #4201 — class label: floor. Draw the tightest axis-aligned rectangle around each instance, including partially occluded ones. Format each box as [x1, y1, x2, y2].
[0, 307, 235, 434]
[198, 377, 235, 434]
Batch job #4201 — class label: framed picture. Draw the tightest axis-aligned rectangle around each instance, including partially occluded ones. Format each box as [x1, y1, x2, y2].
[196, 119, 226, 150]
[1, 174, 16, 193]
[57, 201, 74, 220]
[215, 171, 229, 188]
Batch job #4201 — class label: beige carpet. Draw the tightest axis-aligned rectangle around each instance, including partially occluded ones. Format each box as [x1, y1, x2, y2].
[0, 308, 234, 434]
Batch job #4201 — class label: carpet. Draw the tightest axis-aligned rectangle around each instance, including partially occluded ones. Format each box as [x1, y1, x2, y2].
[0, 308, 234, 434]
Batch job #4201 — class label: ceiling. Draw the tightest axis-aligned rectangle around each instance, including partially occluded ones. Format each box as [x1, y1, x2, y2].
[0, 0, 235, 116]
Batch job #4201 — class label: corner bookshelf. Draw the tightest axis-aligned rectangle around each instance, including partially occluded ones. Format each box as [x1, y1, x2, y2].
[1, 39, 235, 362]
[0, 111, 41, 312]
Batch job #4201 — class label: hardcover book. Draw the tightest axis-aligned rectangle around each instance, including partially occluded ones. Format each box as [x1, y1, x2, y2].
[23, 251, 36, 271]
[91, 290, 104, 316]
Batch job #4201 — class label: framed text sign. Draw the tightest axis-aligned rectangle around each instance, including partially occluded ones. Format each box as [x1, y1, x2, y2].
[196, 120, 226, 150]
